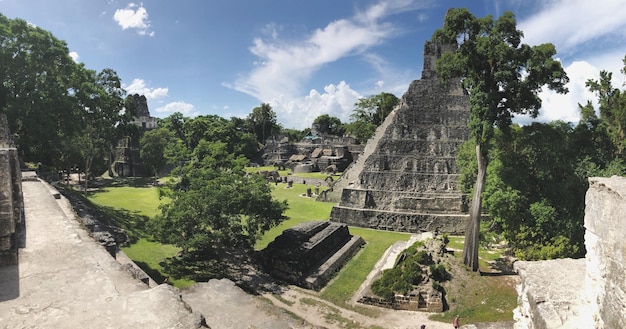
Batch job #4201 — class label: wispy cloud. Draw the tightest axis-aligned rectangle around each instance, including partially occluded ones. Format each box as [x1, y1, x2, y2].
[124, 78, 168, 99]
[113, 2, 155, 37]
[231, 0, 427, 128]
[519, 0, 626, 55]
[155, 101, 197, 116]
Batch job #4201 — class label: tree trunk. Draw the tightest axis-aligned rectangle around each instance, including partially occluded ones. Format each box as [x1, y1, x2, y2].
[462, 143, 487, 271]
[84, 157, 92, 196]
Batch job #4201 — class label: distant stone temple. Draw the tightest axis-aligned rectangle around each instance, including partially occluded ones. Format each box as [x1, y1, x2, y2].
[112, 94, 157, 177]
[260, 221, 364, 290]
[129, 94, 157, 130]
[325, 41, 471, 234]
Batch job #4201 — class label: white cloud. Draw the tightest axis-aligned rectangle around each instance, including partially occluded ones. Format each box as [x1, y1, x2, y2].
[69, 51, 79, 62]
[361, 52, 414, 96]
[513, 0, 626, 125]
[515, 56, 625, 125]
[270, 81, 362, 129]
[519, 0, 626, 55]
[124, 78, 168, 99]
[113, 3, 154, 36]
[230, 0, 424, 128]
[155, 101, 197, 116]
[526, 60, 599, 124]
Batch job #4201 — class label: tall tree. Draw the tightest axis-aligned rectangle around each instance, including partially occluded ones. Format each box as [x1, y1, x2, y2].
[140, 128, 169, 181]
[584, 57, 626, 159]
[74, 67, 126, 192]
[432, 8, 569, 271]
[0, 14, 80, 165]
[246, 103, 279, 144]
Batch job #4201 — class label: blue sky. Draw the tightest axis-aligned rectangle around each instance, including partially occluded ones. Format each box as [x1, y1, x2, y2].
[2, 0, 625, 129]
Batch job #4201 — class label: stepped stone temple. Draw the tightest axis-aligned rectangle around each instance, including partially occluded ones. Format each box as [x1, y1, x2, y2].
[261, 221, 364, 290]
[325, 41, 471, 234]
[112, 94, 157, 177]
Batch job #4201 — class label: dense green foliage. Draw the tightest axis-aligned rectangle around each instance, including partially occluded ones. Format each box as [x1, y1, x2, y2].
[0, 14, 135, 180]
[312, 114, 345, 136]
[345, 92, 399, 142]
[458, 56, 626, 260]
[147, 138, 287, 280]
[140, 128, 169, 179]
[371, 240, 449, 300]
[246, 103, 280, 144]
[432, 8, 569, 270]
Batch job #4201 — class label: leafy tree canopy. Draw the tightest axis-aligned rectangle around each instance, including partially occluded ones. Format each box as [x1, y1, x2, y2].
[312, 114, 345, 136]
[149, 142, 288, 280]
[246, 103, 280, 144]
[346, 92, 399, 142]
[432, 8, 569, 270]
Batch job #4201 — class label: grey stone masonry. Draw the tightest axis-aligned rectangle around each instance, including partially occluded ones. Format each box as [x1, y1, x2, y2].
[0, 113, 23, 266]
[584, 176, 626, 328]
[328, 41, 470, 234]
[261, 221, 364, 289]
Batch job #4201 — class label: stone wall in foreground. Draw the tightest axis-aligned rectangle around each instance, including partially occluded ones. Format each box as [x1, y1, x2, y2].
[0, 113, 24, 266]
[584, 176, 626, 328]
[514, 176, 626, 328]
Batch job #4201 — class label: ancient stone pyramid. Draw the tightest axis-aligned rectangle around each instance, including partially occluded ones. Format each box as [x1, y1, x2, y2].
[326, 41, 470, 234]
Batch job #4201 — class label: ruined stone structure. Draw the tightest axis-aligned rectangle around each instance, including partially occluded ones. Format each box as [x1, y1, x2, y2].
[261, 131, 361, 174]
[129, 94, 157, 130]
[261, 220, 364, 290]
[326, 41, 470, 234]
[358, 289, 443, 313]
[514, 176, 626, 328]
[113, 94, 157, 177]
[0, 114, 24, 266]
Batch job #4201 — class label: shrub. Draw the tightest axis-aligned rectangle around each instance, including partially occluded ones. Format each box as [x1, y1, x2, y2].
[429, 264, 450, 282]
[415, 250, 433, 265]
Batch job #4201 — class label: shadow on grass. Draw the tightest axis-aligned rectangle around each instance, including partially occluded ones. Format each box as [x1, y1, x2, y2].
[85, 176, 159, 191]
[59, 185, 150, 244]
[95, 205, 150, 244]
[134, 260, 167, 283]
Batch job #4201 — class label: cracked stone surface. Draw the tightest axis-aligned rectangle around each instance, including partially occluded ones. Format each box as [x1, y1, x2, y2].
[0, 175, 204, 328]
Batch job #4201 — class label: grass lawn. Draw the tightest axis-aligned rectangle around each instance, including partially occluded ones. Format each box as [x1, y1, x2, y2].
[255, 183, 335, 249]
[87, 184, 192, 287]
[320, 227, 410, 309]
[86, 176, 517, 325]
[89, 186, 163, 218]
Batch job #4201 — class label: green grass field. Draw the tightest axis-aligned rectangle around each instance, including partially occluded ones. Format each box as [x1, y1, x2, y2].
[86, 175, 516, 324]
[89, 186, 163, 218]
[255, 183, 335, 249]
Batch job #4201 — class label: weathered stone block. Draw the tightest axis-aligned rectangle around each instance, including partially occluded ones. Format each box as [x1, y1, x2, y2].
[584, 176, 626, 328]
[261, 221, 364, 289]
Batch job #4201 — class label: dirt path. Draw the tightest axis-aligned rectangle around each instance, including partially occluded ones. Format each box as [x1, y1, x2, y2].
[260, 232, 452, 329]
[264, 286, 452, 329]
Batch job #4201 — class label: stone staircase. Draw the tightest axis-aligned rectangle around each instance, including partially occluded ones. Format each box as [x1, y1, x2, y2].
[327, 41, 471, 234]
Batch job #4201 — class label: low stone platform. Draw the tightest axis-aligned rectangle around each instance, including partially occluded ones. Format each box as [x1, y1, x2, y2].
[261, 220, 364, 289]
